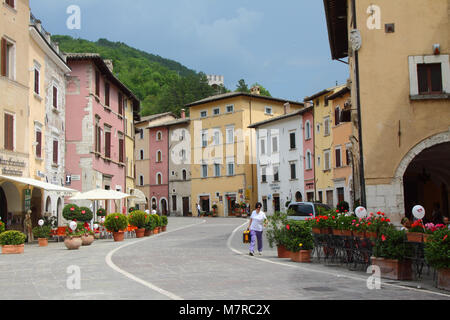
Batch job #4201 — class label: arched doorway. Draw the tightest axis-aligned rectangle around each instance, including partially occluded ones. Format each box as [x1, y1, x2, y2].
[0, 182, 21, 230]
[403, 142, 450, 222]
[57, 197, 63, 226]
[160, 198, 168, 216]
[31, 188, 42, 228]
[295, 191, 303, 202]
[45, 196, 52, 214]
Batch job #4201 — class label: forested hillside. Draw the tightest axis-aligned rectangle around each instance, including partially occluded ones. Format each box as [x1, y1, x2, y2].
[53, 36, 271, 117]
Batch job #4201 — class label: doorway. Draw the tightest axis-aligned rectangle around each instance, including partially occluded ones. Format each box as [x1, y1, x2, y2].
[182, 197, 190, 216]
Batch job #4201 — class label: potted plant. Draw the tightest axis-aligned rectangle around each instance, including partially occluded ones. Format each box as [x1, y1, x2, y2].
[407, 220, 426, 242]
[423, 223, 446, 242]
[104, 213, 128, 241]
[212, 204, 218, 217]
[32, 225, 52, 247]
[371, 226, 413, 280]
[64, 225, 84, 250]
[0, 220, 5, 234]
[241, 203, 248, 217]
[285, 221, 314, 263]
[144, 215, 154, 236]
[336, 201, 350, 214]
[81, 224, 95, 246]
[350, 218, 368, 239]
[334, 214, 354, 236]
[96, 207, 107, 217]
[161, 216, 168, 232]
[78, 207, 94, 223]
[0, 230, 26, 254]
[128, 210, 147, 238]
[152, 214, 161, 234]
[424, 229, 450, 291]
[266, 211, 291, 258]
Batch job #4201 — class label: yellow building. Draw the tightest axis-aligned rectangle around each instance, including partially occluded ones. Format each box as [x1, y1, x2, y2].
[304, 85, 344, 207]
[324, 0, 450, 222]
[186, 87, 303, 216]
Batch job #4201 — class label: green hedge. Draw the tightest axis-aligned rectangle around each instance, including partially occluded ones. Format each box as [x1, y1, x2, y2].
[128, 210, 147, 229]
[104, 213, 128, 232]
[0, 230, 26, 245]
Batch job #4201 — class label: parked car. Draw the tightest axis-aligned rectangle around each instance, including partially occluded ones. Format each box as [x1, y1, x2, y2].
[287, 202, 331, 221]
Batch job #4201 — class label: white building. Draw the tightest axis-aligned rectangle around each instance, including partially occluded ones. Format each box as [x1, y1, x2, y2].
[249, 107, 308, 214]
[207, 75, 224, 87]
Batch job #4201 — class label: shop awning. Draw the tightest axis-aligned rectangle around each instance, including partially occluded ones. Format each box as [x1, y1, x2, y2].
[131, 189, 147, 204]
[0, 175, 77, 194]
[69, 188, 133, 201]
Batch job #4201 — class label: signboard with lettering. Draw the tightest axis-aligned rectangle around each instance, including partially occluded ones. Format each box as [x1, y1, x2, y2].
[0, 156, 26, 177]
[24, 189, 31, 211]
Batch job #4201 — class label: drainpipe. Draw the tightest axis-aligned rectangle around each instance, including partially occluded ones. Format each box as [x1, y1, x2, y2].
[351, 0, 367, 207]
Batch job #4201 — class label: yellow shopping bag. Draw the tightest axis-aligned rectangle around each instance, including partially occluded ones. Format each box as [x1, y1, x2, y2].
[243, 230, 250, 243]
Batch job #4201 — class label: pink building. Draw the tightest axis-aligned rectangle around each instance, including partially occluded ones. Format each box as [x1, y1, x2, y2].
[302, 104, 315, 202]
[65, 54, 139, 213]
[146, 125, 170, 215]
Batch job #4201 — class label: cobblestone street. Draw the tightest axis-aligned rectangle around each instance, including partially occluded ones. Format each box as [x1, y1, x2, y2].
[0, 217, 449, 300]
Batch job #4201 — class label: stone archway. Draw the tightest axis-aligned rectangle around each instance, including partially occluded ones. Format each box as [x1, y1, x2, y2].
[0, 182, 21, 229]
[31, 188, 42, 228]
[393, 131, 450, 221]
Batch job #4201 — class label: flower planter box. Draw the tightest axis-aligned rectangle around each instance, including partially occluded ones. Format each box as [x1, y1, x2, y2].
[64, 237, 82, 250]
[1, 244, 24, 254]
[162, 226, 167, 232]
[407, 232, 423, 243]
[144, 229, 152, 237]
[113, 231, 125, 242]
[366, 231, 378, 239]
[38, 238, 48, 247]
[342, 230, 352, 237]
[353, 231, 366, 239]
[81, 235, 94, 246]
[437, 268, 450, 291]
[291, 250, 311, 263]
[153, 228, 159, 234]
[422, 234, 431, 243]
[332, 229, 343, 236]
[135, 228, 145, 238]
[312, 228, 321, 234]
[277, 245, 292, 258]
[370, 257, 412, 280]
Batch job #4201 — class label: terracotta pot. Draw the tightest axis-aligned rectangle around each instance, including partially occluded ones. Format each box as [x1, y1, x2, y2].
[1, 244, 24, 254]
[144, 229, 152, 237]
[277, 245, 292, 258]
[407, 232, 423, 243]
[162, 226, 167, 232]
[81, 235, 94, 246]
[113, 231, 125, 242]
[422, 233, 431, 243]
[437, 268, 450, 291]
[321, 228, 331, 234]
[153, 228, 159, 234]
[291, 250, 311, 263]
[135, 228, 145, 238]
[370, 257, 412, 280]
[38, 238, 48, 247]
[312, 227, 321, 234]
[332, 229, 342, 236]
[64, 237, 82, 250]
[353, 231, 366, 239]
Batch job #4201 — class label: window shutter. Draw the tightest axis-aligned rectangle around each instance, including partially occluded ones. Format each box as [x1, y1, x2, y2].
[290, 132, 296, 149]
[336, 149, 341, 167]
[53, 140, 58, 164]
[118, 93, 123, 115]
[119, 138, 124, 163]
[95, 70, 100, 97]
[34, 69, 39, 94]
[53, 86, 58, 108]
[105, 131, 111, 158]
[105, 83, 110, 106]
[4, 114, 13, 150]
[2, 38, 8, 77]
[36, 131, 42, 158]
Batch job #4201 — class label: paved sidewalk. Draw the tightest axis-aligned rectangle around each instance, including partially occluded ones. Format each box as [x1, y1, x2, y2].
[0, 217, 449, 300]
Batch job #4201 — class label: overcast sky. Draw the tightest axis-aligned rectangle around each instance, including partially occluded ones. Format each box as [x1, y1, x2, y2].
[30, 0, 348, 102]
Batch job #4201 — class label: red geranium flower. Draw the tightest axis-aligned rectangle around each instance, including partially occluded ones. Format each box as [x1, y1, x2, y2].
[81, 210, 86, 214]
[381, 235, 386, 241]
[286, 225, 290, 230]
[115, 216, 119, 219]
[443, 235, 448, 241]
[70, 207, 75, 211]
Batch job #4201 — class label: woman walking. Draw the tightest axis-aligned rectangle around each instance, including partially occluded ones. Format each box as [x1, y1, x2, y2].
[247, 202, 267, 256]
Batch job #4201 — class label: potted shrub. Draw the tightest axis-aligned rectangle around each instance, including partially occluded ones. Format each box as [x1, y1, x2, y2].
[285, 221, 314, 263]
[152, 214, 161, 234]
[64, 225, 84, 250]
[128, 210, 147, 238]
[334, 214, 354, 236]
[96, 208, 107, 217]
[144, 215, 154, 236]
[161, 216, 168, 232]
[81, 224, 95, 246]
[78, 207, 94, 223]
[336, 201, 350, 214]
[0, 230, 26, 254]
[407, 220, 426, 242]
[424, 229, 450, 291]
[32, 225, 52, 247]
[266, 211, 291, 258]
[371, 226, 412, 280]
[104, 213, 128, 242]
[63, 204, 80, 221]
[212, 204, 218, 217]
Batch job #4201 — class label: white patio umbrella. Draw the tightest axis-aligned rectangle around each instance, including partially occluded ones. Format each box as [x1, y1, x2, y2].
[69, 189, 133, 201]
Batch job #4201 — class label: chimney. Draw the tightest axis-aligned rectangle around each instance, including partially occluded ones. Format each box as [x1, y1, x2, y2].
[54, 42, 60, 54]
[250, 86, 260, 95]
[181, 109, 186, 119]
[45, 31, 51, 43]
[35, 19, 42, 32]
[283, 102, 291, 115]
[104, 59, 114, 72]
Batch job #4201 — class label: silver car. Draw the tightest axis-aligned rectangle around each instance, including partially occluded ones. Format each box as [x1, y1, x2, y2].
[287, 202, 331, 221]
